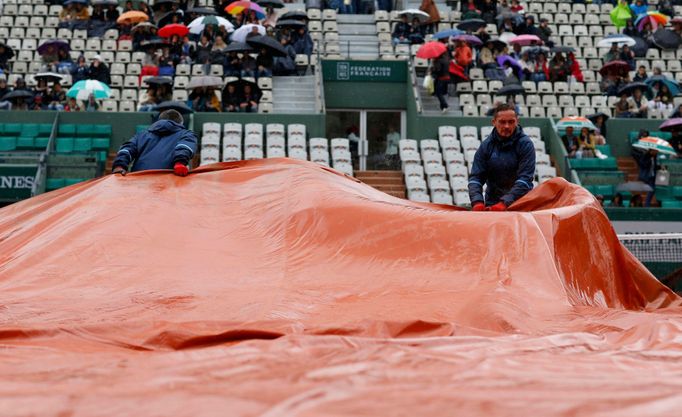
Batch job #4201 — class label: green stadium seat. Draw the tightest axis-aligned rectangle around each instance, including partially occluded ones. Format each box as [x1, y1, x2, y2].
[64, 178, 86, 186]
[662, 200, 682, 208]
[570, 158, 618, 170]
[585, 184, 614, 198]
[595, 145, 611, 156]
[38, 124, 53, 136]
[0, 136, 17, 151]
[46, 178, 65, 190]
[16, 136, 35, 149]
[56, 137, 75, 153]
[92, 125, 112, 137]
[2, 123, 22, 136]
[58, 124, 77, 137]
[20, 124, 40, 138]
[35, 137, 50, 149]
[673, 186, 682, 200]
[73, 137, 92, 152]
[91, 137, 111, 150]
[97, 151, 108, 162]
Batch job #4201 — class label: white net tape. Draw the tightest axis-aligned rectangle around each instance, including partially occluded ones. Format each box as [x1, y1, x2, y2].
[618, 233, 682, 263]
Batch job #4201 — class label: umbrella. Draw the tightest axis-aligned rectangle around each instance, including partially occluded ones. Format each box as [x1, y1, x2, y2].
[617, 82, 654, 99]
[452, 34, 482, 46]
[550, 46, 575, 54]
[188, 15, 235, 35]
[246, 35, 287, 57]
[157, 10, 183, 28]
[1, 90, 33, 101]
[138, 39, 169, 52]
[596, 34, 635, 48]
[397, 9, 430, 23]
[498, 31, 517, 45]
[432, 29, 462, 40]
[155, 100, 193, 114]
[35, 73, 64, 83]
[487, 38, 508, 51]
[653, 29, 682, 50]
[224, 42, 253, 53]
[117, 11, 149, 24]
[632, 137, 678, 156]
[0, 43, 14, 61]
[226, 78, 260, 93]
[672, 17, 682, 25]
[659, 118, 682, 132]
[610, 1, 632, 29]
[226, 1, 266, 20]
[497, 84, 525, 96]
[131, 22, 157, 33]
[448, 62, 468, 83]
[158, 23, 189, 38]
[587, 112, 610, 122]
[231, 23, 266, 43]
[599, 60, 630, 77]
[66, 80, 111, 100]
[144, 76, 173, 86]
[645, 75, 681, 97]
[616, 182, 654, 193]
[416, 41, 447, 59]
[151, 0, 178, 11]
[37, 40, 70, 56]
[509, 34, 542, 46]
[496, 55, 521, 73]
[186, 7, 217, 16]
[635, 11, 669, 31]
[257, 0, 284, 8]
[631, 36, 648, 57]
[456, 19, 486, 32]
[275, 19, 306, 29]
[556, 116, 597, 132]
[188, 76, 223, 89]
[279, 10, 308, 21]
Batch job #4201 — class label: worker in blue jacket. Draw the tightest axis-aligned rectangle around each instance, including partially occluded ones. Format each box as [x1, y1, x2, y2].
[468, 103, 536, 211]
[112, 110, 197, 177]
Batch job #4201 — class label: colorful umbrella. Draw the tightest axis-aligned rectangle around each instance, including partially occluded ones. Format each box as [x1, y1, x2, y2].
[188, 15, 235, 35]
[37, 40, 70, 56]
[645, 75, 681, 96]
[416, 41, 447, 59]
[610, 1, 632, 29]
[509, 34, 542, 46]
[230, 23, 266, 43]
[632, 137, 678, 156]
[599, 60, 630, 77]
[117, 11, 150, 24]
[659, 118, 682, 132]
[225, 1, 266, 20]
[66, 80, 111, 100]
[496, 55, 522, 75]
[158, 23, 189, 38]
[635, 11, 669, 31]
[452, 34, 482, 46]
[397, 9, 430, 23]
[556, 116, 597, 132]
[432, 29, 462, 40]
[596, 34, 635, 48]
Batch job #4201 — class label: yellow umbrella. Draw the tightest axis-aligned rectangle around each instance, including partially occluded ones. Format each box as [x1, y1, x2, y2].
[117, 11, 150, 24]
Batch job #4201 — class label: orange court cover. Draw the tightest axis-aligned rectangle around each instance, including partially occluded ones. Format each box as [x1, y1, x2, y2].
[0, 158, 681, 416]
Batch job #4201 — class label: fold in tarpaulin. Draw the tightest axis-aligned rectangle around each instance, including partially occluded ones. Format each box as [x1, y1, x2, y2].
[0, 158, 681, 416]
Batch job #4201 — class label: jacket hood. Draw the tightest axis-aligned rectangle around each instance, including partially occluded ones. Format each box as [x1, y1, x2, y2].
[148, 120, 185, 135]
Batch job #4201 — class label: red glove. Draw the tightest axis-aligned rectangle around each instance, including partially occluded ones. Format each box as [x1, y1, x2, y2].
[173, 163, 189, 177]
[472, 202, 485, 211]
[488, 202, 507, 212]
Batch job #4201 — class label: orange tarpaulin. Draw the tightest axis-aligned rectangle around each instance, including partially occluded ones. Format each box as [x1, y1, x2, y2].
[0, 159, 681, 416]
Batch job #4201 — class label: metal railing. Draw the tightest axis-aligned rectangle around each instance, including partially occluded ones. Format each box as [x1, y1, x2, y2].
[30, 112, 59, 196]
[408, 60, 423, 114]
[315, 48, 326, 114]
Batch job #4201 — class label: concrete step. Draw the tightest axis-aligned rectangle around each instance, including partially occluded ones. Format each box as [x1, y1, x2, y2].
[337, 14, 376, 24]
[337, 24, 377, 35]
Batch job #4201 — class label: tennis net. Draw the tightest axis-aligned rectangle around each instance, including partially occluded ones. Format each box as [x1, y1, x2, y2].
[618, 233, 682, 264]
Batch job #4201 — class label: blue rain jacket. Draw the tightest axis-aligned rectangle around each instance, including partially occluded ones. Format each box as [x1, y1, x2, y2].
[468, 126, 536, 206]
[113, 120, 197, 172]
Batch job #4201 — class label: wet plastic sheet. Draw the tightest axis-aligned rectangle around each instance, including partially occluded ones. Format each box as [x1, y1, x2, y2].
[0, 159, 681, 416]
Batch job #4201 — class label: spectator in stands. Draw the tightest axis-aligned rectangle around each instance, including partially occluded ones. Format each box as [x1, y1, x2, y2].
[548, 53, 570, 82]
[604, 44, 620, 63]
[409, 18, 426, 44]
[190, 87, 220, 112]
[293, 28, 314, 56]
[85, 93, 100, 112]
[33, 79, 50, 106]
[576, 127, 596, 158]
[47, 82, 66, 111]
[536, 18, 553, 47]
[112, 109, 197, 177]
[633, 65, 648, 82]
[652, 67, 663, 77]
[274, 37, 296, 76]
[629, 88, 648, 118]
[509, 43, 522, 60]
[630, 0, 648, 16]
[601, 74, 625, 96]
[0, 77, 12, 111]
[650, 84, 674, 114]
[614, 93, 633, 117]
[0, 44, 12, 74]
[72, 56, 89, 83]
[13, 77, 30, 93]
[518, 51, 533, 81]
[592, 114, 608, 138]
[623, 19, 638, 38]
[59, 2, 90, 23]
[530, 51, 548, 83]
[510, 0, 524, 14]
[241, 53, 257, 78]
[106, 4, 120, 23]
[13, 98, 29, 111]
[632, 146, 660, 207]
[561, 126, 578, 156]
[498, 17, 516, 34]
[420, 0, 440, 33]
[88, 55, 111, 86]
[620, 45, 636, 70]
[92, 4, 105, 21]
[517, 15, 540, 37]
[32, 96, 45, 111]
[262, 6, 278, 28]
[610, 193, 624, 207]
[461, 0, 481, 19]
[391, 14, 411, 46]
[670, 103, 682, 118]
[256, 49, 273, 78]
[64, 97, 81, 112]
[629, 194, 644, 208]
[567, 52, 584, 83]
[431, 50, 450, 113]
[454, 40, 473, 71]
[138, 87, 159, 112]
[669, 130, 682, 157]
[658, 0, 675, 16]
[640, 22, 654, 44]
[468, 103, 536, 211]
[478, 40, 496, 70]
[222, 84, 241, 112]
[239, 84, 260, 113]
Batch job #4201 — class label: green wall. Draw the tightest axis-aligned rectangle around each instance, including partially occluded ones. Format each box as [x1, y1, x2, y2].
[324, 82, 407, 109]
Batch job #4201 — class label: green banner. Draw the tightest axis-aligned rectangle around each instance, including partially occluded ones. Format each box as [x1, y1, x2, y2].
[323, 60, 407, 83]
[0, 164, 37, 201]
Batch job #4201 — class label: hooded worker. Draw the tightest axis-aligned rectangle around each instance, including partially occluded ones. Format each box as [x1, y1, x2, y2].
[112, 109, 197, 177]
[468, 103, 536, 211]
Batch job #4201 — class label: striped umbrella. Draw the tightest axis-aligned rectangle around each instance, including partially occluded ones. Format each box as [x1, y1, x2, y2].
[556, 116, 596, 131]
[225, 1, 266, 19]
[632, 136, 677, 156]
[66, 80, 111, 100]
[635, 11, 669, 31]
[188, 15, 235, 34]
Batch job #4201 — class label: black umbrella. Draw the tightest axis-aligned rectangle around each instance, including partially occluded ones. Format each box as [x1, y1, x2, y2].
[138, 39, 169, 52]
[224, 41, 253, 53]
[550, 46, 575, 53]
[2, 90, 34, 101]
[144, 76, 173, 86]
[488, 38, 507, 52]
[587, 112, 610, 122]
[631, 36, 648, 57]
[154, 100, 193, 114]
[0, 43, 15, 61]
[152, 0, 178, 11]
[456, 19, 486, 32]
[257, 0, 285, 8]
[35, 72, 64, 83]
[653, 29, 682, 50]
[186, 7, 217, 16]
[275, 19, 306, 29]
[246, 35, 287, 57]
[497, 84, 525, 96]
[279, 10, 309, 21]
[37, 40, 70, 56]
[225, 78, 261, 98]
[617, 82, 653, 99]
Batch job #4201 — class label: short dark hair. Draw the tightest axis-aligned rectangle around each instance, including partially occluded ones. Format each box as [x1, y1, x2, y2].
[159, 109, 184, 124]
[493, 103, 518, 117]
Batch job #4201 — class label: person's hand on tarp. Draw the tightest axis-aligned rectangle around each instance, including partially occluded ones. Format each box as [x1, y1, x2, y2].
[472, 202, 486, 211]
[488, 202, 507, 211]
[112, 166, 127, 176]
[174, 163, 189, 177]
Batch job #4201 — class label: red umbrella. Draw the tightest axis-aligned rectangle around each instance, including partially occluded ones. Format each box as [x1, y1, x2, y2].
[448, 61, 468, 83]
[599, 60, 630, 77]
[416, 41, 447, 59]
[158, 24, 189, 38]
